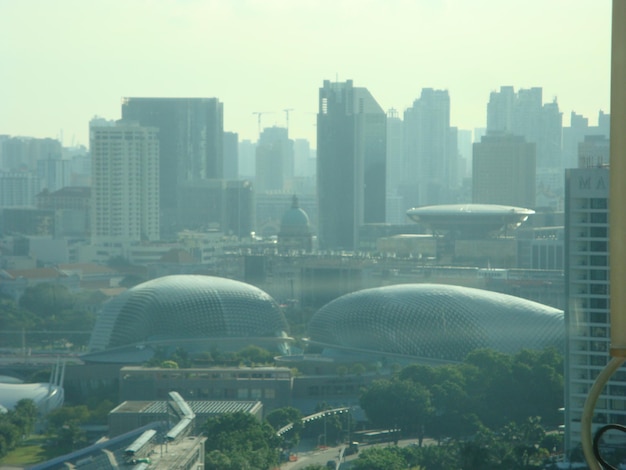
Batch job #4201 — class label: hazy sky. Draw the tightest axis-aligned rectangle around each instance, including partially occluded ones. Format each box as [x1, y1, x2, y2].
[1, 0, 612, 148]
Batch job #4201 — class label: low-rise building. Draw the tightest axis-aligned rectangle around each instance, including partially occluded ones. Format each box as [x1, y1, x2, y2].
[119, 366, 292, 414]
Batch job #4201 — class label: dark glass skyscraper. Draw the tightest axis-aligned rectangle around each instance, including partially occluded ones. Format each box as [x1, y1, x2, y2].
[317, 80, 386, 251]
[121, 97, 224, 237]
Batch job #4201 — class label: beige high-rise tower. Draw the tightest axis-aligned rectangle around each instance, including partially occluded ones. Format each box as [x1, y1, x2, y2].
[90, 119, 160, 244]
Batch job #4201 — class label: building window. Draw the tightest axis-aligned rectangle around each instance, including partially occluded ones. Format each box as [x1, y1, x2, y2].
[590, 198, 608, 209]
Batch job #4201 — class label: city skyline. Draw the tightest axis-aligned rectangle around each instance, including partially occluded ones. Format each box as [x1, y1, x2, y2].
[2, 0, 611, 148]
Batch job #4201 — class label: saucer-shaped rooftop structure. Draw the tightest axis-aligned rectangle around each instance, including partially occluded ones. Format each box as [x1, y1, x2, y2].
[406, 204, 535, 237]
[307, 284, 563, 363]
[84, 275, 290, 363]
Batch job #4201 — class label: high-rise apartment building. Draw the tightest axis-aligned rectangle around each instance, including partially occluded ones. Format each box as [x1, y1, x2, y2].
[472, 133, 536, 208]
[386, 109, 405, 224]
[121, 97, 223, 237]
[0, 171, 39, 207]
[564, 166, 626, 454]
[238, 139, 257, 180]
[402, 88, 459, 208]
[317, 79, 386, 251]
[223, 131, 239, 180]
[255, 127, 294, 193]
[563, 111, 610, 170]
[177, 179, 253, 238]
[486, 86, 562, 171]
[293, 138, 315, 179]
[36, 186, 90, 237]
[37, 155, 71, 192]
[90, 119, 160, 244]
[578, 135, 610, 168]
[487, 86, 515, 133]
[0, 137, 62, 172]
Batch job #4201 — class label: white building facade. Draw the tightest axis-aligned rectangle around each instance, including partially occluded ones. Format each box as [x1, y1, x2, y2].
[564, 166, 626, 455]
[90, 119, 160, 244]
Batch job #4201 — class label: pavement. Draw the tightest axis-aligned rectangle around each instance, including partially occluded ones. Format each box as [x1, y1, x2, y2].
[280, 438, 345, 469]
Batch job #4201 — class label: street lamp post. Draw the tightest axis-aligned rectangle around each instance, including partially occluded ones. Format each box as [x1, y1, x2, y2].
[323, 413, 327, 447]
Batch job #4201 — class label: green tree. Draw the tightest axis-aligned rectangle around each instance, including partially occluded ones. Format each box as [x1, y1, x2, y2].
[88, 399, 115, 424]
[0, 418, 20, 457]
[170, 348, 192, 368]
[360, 378, 433, 445]
[56, 421, 87, 452]
[351, 446, 407, 470]
[160, 360, 179, 369]
[349, 363, 366, 376]
[265, 406, 303, 432]
[202, 411, 282, 469]
[398, 363, 438, 386]
[402, 442, 458, 470]
[15, 283, 95, 348]
[398, 362, 480, 442]
[500, 416, 548, 469]
[12, 399, 38, 436]
[459, 348, 564, 430]
[238, 345, 274, 365]
[302, 403, 345, 446]
[462, 349, 516, 428]
[0, 297, 39, 346]
[509, 348, 563, 426]
[46, 405, 89, 432]
[265, 406, 303, 449]
[19, 283, 75, 322]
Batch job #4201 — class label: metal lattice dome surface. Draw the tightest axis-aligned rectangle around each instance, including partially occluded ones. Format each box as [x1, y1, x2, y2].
[87, 275, 288, 354]
[308, 284, 563, 362]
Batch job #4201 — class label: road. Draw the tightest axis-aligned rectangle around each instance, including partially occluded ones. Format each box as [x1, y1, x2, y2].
[280, 444, 350, 470]
[280, 438, 427, 470]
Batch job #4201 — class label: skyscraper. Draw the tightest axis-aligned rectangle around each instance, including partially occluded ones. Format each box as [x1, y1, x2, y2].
[317, 79, 386, 251]
[563, 111, 610, 170]
[238, 139, 257, 180]
[486, 86, 515, 133]
[121, 97, 223, 237]
[564, 166, 626, 454]
[293, 138, 314, 179]
[37, 155, 71, 192]
[578, 135, 610, 168]
[472, 133, 536, 209]
[386, 108, 405, 224]
[255, 126, 294, 193]
[0, 171, 38, 208]
[402, 88, 459, 208]
[90, 119, 160, 244]
[486, 86, 562, 171]
[223, 131, 239, 180]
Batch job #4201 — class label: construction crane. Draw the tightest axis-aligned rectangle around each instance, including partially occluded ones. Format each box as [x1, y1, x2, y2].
[283, 108, 294, 134]
[252, 111, 274, 137]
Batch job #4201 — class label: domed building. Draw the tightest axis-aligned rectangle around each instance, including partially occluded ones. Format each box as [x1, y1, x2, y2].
[83, 275, 291, 363]
[277, 195, 313, 252]
[307, 283, 563, 364]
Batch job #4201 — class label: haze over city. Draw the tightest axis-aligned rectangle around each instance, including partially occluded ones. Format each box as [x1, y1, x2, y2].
[2, 0, 612, 146]
[0, 2, 622, 468]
